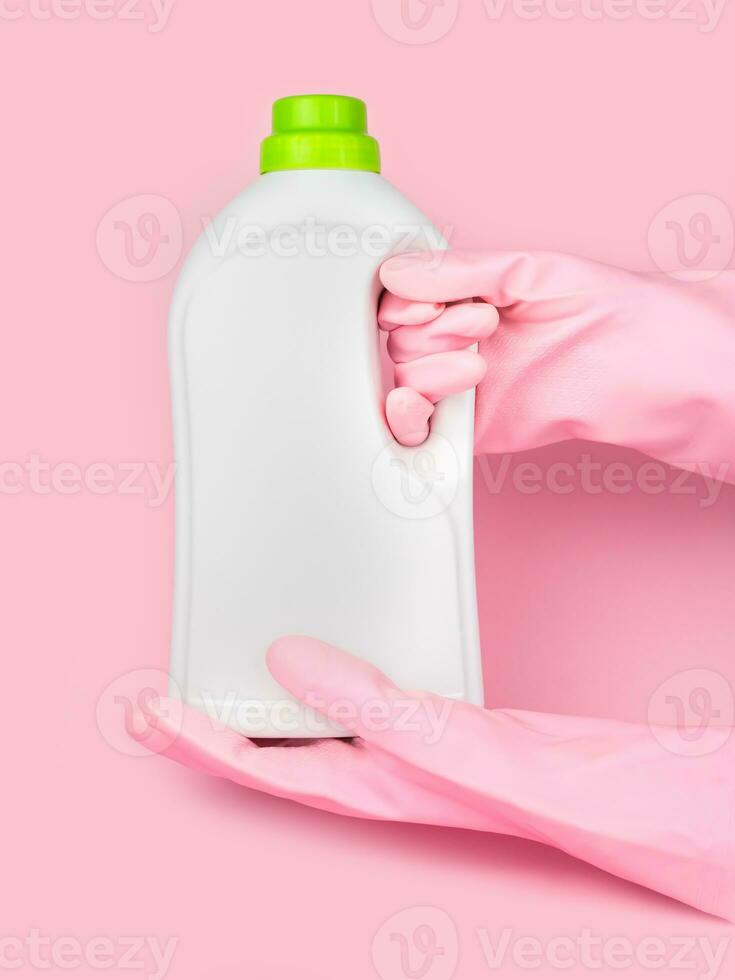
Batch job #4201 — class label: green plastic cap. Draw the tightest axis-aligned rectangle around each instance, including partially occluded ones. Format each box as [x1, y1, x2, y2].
[260, 95, 381, 173]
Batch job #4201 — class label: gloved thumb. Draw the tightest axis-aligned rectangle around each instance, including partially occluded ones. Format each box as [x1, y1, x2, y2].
[266, 636, 450, 747]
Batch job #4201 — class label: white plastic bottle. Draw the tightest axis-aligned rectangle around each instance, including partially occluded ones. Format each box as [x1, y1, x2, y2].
[168, 95, 482, 736]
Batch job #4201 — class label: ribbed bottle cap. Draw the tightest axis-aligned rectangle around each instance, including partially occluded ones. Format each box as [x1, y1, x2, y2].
[260, 95, 381, 173]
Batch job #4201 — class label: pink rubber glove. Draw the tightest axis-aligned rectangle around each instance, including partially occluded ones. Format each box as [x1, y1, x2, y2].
[380, 251, 735, 481]
[139, 638, 735, 920]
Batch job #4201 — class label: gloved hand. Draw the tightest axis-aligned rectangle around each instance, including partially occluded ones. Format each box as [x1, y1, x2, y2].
[379, 251, 735, 482]
[138, 637, 735, 920]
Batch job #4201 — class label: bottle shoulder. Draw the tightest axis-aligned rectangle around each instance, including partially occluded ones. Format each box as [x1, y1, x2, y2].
[239, 170, 433, 222]
[170, 171, 441, 322]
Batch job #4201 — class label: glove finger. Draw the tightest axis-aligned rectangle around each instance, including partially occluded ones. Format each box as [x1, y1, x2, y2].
[387, 301, 498, 363]
[394, 349, 486, 403]
[380, 250, 623, 306]
[135, 696, 408, 819]
[385, 387, 434, 446]
[377, 292, 444, 330]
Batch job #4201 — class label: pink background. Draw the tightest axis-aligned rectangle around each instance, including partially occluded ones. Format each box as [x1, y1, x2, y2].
[2, 1, 734, 977]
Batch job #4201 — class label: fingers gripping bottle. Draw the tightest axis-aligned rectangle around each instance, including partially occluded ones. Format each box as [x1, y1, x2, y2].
[169, 95, 483, 736]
